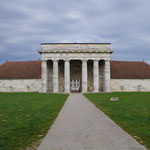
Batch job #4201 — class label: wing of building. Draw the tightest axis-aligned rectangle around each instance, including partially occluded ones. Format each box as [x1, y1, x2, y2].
[0, 43, 150, 93]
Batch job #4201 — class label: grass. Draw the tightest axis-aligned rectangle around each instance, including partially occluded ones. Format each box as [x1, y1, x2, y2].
[0, 92, 68, 150]
[84, 92, 150, 149]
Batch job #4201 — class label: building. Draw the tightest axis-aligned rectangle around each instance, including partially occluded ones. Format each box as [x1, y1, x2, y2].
[0, 43, 150, 93]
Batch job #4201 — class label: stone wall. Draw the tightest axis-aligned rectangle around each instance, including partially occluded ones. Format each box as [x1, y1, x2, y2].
[1, 78, 150, 93]
[41, 43, 111, 51]
[99, 60, 104, 92]
[45, 60, 106, 93]
[70, 60, 82, 92]
[0, 79, 41, 92]
[87, 61, 93, 92]
[47, 60, 53, 92]
[111, 79, 150, 92]
[58, 61, 64, 92]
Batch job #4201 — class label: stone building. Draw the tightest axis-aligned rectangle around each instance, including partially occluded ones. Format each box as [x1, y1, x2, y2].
[0, 43, 150, 93]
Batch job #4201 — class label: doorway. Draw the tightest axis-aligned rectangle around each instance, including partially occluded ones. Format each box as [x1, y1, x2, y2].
[70, 60, 82, 93]
[70, 79, 80, 92]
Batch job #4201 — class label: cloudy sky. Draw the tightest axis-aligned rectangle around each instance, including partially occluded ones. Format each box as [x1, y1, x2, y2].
[0, 0, 150, 64]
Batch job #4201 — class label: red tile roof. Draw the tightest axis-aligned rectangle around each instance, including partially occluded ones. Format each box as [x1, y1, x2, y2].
[0, 60, 150, 79]
[0, 61, 41, 79]
[110, 61, 150, 79]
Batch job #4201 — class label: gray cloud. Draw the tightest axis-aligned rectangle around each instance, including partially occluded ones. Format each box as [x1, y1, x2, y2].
[0, 0, 150, 64]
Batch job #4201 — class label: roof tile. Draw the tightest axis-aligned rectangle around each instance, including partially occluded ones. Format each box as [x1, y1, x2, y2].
[0, 61, 41, 79]
[0, 60, 150, 79]
[110, 61, 150, 79]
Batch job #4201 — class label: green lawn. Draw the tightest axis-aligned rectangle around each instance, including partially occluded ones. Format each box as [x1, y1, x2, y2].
[84, 92, 150, 149]
[0, 93, 68, 150]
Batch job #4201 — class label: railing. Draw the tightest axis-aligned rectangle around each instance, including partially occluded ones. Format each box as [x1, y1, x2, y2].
[71, 79, 80, 92]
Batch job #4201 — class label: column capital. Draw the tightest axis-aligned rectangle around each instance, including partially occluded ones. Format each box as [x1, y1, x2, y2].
[104, 58, 111, 62]
[41, 59, 47, 62]
[52, 58, 59, 62]
[93, 59, 100, 62]
[82, 59, 88, 62]
[64, 58, 70, 62]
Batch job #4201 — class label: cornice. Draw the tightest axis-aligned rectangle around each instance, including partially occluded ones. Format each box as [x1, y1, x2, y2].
[38, 48, 114, 54]
[41, 43, 111, 45]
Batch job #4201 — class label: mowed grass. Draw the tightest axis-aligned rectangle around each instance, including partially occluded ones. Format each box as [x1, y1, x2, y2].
[84, 92, 150, 149]
[0, 93, 68, 150]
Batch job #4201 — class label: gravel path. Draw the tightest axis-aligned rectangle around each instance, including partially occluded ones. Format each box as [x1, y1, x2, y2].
[37, 94, 147, 150]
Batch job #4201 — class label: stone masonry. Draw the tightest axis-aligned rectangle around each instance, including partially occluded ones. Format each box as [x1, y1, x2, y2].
[39, 43, 113, 93]
[1, 43, 150, 93]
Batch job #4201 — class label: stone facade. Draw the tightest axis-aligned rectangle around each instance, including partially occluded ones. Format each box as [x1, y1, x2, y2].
[39, 43, 113, 93]
[1, 43, 150, 93]
[1, 78, 150, 93]
[0, 79, 41, 92]
[111, 79, 150, 92]
[40, 59, 107, 93]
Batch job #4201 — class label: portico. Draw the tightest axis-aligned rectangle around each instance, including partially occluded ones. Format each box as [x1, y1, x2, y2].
[39, 43, 113, 93]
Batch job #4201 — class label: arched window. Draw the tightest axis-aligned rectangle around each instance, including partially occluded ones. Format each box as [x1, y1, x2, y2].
[26, 86, 30, 92]
[10, 86, 13, 92]
[120, 85, 124, 91]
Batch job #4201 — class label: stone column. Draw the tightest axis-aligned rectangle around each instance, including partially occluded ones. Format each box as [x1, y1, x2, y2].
[104, 59, 111, 92]
[64, 59, 70, 93]
[82, 59, 88, 93]
[41, 60, 48, 93]
[53, 59, 59, 93]
[93, 59, 99, 92]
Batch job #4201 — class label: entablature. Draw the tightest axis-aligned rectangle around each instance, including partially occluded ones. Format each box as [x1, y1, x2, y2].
[39, 48, 113, 54]
[41, 52, 111, 61]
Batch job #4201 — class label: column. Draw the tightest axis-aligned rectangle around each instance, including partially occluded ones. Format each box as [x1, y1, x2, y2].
[104, 59, 111, 92]
[93, 59, 99, 92]
[53, 59, 59, 93]
[41, 60, 48, 93]
[82, 59, 88, 93]
[64, 59, 70, 93]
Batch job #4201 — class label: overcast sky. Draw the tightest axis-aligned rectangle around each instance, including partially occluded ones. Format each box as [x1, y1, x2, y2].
[0, 0, 150, 64]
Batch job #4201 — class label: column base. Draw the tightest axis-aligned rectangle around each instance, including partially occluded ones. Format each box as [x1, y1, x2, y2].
[40, 89, 48, 93]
